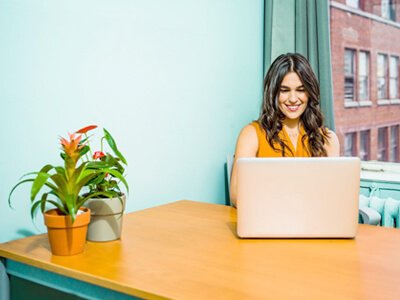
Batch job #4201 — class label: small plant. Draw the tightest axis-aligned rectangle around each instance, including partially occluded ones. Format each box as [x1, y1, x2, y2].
[8, 126, 129, 223]
[75, 125, 129, 199]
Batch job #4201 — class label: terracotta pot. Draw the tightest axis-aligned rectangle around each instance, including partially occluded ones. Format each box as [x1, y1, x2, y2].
[44, 207, 91, 256]
[85, 194, 126, 242]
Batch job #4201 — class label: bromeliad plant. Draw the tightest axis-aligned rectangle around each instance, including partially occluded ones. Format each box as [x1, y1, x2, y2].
[75, 125, 129, 200]
[8, 126, 128, 223]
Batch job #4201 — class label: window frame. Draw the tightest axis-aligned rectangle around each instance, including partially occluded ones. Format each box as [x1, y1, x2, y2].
[344, 132, 358, 156]
[378, 127, 389, 161]
[389, 55, 399, 100]
[390, 125, 399, 162]
[358, 50, 370, 101]
[344, 48, 357, 105]
[359, 130, 371, 161]
[377, 53, 389, 101]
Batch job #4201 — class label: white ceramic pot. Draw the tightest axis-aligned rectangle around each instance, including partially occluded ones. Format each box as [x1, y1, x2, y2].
[85, 194, 126, 242]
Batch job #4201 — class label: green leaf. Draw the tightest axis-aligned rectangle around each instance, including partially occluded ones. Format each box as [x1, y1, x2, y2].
[30, 200, 42, 220]
[71, 163, 86, 185]
[31, 172, 51, 202]
[103, 168, 129, 193]
[65, 194, 77, 223]
[40, 192, 48, 213]
[40, 164, 54, 173]
[50, 173, 68, 196]
[103, 128, 127, 165]
[75, 171, 100, 192]
[104, 155, 124, 174]
[8, 178, 35, 208]
[55, 166, 66, 177]
[43, 182, 60, 197]
[88, 173, 107, 185]
[47, 200, 68, 215]
[86, 161, 110, 169]
[79, 145, 90, 157]
[78, 191, 116, 208]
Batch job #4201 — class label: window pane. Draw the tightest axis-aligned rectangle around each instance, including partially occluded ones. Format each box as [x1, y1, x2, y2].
[381, 0, 396, 20]
[390, 125, 399, 162]
[344, 50, 355, 75]
[358, 52, 369, 100]
[344, 132, 356, 156]
[344, 50, 355, 101]
[389, 56, 399, 99]
[346, 0, 359, 8]
[378, 127, 388, 161]
[359, 52, 368, 76]
[377, 54, 388, 99]
[359, 130, 370, 161]
[390, 56, 398, 77]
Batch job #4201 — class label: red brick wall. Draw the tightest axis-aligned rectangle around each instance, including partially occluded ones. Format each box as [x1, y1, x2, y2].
[330, 3, 400, 160]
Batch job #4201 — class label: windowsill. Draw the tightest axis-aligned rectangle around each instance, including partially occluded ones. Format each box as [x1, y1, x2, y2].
[359, 100, 372, 107]
[344, 100, 372, 108]
[377, 99, 391, 105]
[361, 160, 400, 183]
[390, 99, 400, 104]
[344, 101, 359, 108]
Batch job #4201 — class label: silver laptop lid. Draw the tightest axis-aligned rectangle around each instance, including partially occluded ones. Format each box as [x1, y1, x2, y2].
[236, 157, 361, 238]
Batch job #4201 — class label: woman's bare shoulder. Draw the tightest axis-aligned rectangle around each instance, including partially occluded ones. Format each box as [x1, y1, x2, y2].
[235, 123, 258, 157]
[325, 129, 340, 157]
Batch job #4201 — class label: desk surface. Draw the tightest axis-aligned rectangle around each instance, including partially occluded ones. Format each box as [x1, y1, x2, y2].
[1, 200, 400, 299]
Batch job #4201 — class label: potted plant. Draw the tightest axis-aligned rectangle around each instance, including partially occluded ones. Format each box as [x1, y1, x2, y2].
[8, 131, 106, 256]
[76, 125, 129, 242]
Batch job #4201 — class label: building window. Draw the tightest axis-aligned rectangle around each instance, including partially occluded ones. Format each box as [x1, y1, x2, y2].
[381, 0, 396, 21]
[389, 56, 399, 99]
[377, 54, 388, 99]
[358, 51, 369, 100]
[344, 132, 357, 156]
[346, 0, 359, 9]
[344, 49, 356, 102]
[378, 127, 389, 161]
[359, 130, 370, 161]
[390, 125, 399, 162]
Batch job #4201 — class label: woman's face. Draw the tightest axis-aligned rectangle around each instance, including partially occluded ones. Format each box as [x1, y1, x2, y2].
[278, 71, 308, 123]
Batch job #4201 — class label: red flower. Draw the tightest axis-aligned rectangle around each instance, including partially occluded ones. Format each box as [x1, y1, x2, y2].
[76, 125, 98, 134]
[93, 151, 105, 160]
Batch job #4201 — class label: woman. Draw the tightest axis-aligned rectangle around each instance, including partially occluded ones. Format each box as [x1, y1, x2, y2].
[230, 53, 340, 207]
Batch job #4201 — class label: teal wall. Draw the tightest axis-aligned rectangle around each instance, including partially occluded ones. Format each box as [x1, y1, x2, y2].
[0, 1, 264, 242]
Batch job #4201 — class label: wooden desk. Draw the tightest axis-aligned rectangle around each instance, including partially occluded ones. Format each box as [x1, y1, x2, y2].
[1, 200, 400, 299]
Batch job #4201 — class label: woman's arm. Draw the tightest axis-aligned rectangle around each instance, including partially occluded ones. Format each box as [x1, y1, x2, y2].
[230, 124, 258, 207]
[325, 130, 340, 157]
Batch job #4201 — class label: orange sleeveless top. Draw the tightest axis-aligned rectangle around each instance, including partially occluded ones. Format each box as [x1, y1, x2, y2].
[251, 121, 311, 157]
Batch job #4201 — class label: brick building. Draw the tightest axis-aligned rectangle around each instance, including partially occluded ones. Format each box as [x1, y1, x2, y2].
[330, 0, 400, 161]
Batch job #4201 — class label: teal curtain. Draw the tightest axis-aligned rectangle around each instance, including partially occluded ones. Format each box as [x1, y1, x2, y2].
[263, 0, 335, 130]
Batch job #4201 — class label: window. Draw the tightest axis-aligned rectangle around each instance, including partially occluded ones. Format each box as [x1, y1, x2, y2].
[381, 0, 395, 21]
[346, 0, 359, 9]
[330, 4, 400, 162]
[378, 127, 389, 161]
[344, 49, 356, 102]
[358, 51, 369, 100]
[377, 54, 388, 99]
[389, 56, 399, 99]
[344, 132, 357, 156]
[359, 130, 370, 160]
[390, 125, 399, 162]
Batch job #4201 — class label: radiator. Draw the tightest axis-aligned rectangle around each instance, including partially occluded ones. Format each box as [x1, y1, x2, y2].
[359, 193, 400, 228]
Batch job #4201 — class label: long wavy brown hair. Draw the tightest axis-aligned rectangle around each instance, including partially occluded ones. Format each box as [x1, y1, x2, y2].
[259, 53, 329, 157]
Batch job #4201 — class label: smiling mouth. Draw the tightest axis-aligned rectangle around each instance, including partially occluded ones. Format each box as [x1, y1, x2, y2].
[286, 105, 301, 112]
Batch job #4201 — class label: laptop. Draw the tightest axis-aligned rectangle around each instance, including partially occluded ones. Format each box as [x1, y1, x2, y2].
[236, 157, 361, 238]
